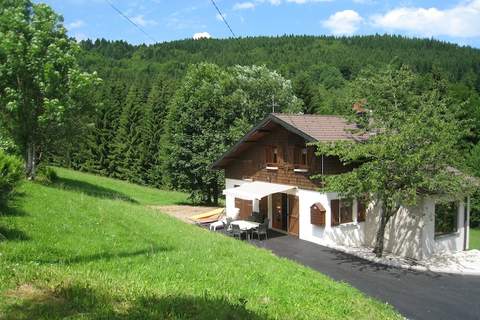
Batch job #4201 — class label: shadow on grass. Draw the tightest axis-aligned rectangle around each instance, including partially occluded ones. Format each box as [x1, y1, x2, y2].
[0, 206, 28, 217]
[46, 177, 138, 203]
[0, 226, 30, 241]
[2, 283, 267, 320]
[34, 246, 171, 265]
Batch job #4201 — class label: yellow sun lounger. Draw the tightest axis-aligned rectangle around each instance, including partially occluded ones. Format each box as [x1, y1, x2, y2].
[189, 208, 224, 221]
[189, 209, 225, 223]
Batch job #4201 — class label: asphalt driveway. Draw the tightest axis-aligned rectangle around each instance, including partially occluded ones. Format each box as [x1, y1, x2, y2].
[251, 231, 480, 320]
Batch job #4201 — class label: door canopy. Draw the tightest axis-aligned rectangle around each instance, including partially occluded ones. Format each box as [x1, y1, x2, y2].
[223, 181, 297, 201]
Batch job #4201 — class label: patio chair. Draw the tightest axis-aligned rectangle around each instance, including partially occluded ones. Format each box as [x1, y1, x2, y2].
[252, 218, 269, 240]
[223, 217, 233, 236]
[231, 224, 246, 240]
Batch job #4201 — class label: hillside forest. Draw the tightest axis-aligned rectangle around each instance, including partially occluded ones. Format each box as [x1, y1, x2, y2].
[2, 32, 480, 223]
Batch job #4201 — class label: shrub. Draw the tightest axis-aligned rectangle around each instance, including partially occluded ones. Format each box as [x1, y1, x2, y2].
[37, 166, 59, 184]
[0, 150, 23, 207]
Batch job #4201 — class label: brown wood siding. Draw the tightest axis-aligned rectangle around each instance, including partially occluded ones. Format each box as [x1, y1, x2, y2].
[224, 125, 351, 191]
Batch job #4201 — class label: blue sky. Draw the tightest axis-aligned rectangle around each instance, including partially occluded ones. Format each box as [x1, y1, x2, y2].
[35, 0, 480, 48]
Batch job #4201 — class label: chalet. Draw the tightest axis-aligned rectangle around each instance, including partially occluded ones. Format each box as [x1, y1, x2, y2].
[212, 113, 471, 260]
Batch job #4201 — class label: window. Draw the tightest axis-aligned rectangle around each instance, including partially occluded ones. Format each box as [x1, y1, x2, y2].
[435, 201, 458, 237]
[293, 147, 307, 165]
[265, 146, 278, 164]
[300, 148, 307, 166]
[331, 199, 353, 226]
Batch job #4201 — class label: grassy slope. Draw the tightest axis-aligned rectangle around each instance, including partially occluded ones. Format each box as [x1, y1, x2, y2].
[0, 168, 400, 319]
[470, 228, 480, 250]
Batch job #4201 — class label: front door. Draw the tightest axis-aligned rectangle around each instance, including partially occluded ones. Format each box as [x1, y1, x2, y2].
[288, 194, 299, 236]
[272, 193, 287, 231]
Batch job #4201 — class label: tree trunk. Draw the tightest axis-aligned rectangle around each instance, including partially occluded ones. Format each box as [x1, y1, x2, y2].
[25, 142, 37, 180]
[373, 203, 394, 258]
[213, 181, 219, 206]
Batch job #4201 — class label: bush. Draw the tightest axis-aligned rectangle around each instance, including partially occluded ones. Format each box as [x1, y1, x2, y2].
[0, 150, 23, 207]
[37, 166, 58, 184]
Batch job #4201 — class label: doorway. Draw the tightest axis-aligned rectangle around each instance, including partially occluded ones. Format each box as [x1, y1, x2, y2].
[271, 193, 299, 236]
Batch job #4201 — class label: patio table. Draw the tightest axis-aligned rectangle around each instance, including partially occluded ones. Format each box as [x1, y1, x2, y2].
[231, 220, 260, 240]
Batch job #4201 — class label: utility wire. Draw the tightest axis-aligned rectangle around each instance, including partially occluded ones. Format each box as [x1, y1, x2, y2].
[104, 0, 156, 43]
[210, 0, 236, 38]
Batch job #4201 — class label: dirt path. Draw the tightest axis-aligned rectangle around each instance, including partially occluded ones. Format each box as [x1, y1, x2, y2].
[149, 205, 221, 223]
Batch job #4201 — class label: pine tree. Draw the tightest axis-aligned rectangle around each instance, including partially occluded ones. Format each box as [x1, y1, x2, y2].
[110, 83, 147, 183]
[140, 76, 173, 186]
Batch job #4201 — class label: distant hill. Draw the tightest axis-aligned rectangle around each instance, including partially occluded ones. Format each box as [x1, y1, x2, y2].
[79, 34, 480, 89]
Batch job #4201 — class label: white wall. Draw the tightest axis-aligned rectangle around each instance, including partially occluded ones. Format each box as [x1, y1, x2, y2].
[298, 189, 366, 247]
[225, 178, 248, 219]
[422, 197, 468, 257]
[224, 179, 469, 260]
[364, 201, 426, 260]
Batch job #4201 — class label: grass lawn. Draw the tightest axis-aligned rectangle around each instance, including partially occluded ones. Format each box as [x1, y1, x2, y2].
[0, 168, 401, 319]
[470, 228, 480, 250]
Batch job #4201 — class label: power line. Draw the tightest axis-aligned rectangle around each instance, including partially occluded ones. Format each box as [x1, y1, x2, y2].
[210, 0, 236, 38]
[104, 0, 156, 43]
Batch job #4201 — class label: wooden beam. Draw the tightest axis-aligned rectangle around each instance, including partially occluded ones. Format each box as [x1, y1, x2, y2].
[257, 129, 271, 133]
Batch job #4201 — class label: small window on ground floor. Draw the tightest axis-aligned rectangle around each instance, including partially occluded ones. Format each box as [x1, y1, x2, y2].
[331, 198, 353, 226]
[435, 201, 458, 237]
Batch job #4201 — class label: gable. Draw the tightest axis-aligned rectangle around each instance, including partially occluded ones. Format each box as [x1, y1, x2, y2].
[212, 113, 359, 169]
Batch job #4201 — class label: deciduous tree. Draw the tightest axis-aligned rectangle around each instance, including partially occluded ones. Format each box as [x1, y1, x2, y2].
[0, 0, 99, 179]
[315, 65, 476, 257]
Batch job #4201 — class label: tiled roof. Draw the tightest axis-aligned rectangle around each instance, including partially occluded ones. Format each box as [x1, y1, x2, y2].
[272, 113, 362, 142]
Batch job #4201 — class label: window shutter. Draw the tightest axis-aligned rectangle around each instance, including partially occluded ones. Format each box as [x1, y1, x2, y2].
[357, 199, 366, 222]
[331, 199, 340, 226]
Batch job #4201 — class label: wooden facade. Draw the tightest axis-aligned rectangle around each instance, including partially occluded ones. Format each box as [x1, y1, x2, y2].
[224, 124, 351, 191]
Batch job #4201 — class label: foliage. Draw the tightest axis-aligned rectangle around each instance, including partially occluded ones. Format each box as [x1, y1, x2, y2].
[55, 35, 480, 204]
[36, 166, 58, 184]
[314, 64, 476, 257]
[0, 131, 17, 155]
[0, 150, 23, 208]
[0, 168, 401, 319]
[0, 0, 100, 179]
[161, 63, 302, 204]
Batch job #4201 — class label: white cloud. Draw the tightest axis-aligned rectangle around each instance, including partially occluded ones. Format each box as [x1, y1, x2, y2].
[323, 10, 363, 35]
[193, 32, 212, 40]
[130, 15, 157, 27]
[67, 19, 85, 29]
[371, 0, 480, 37]
[233, 2, 256, 10]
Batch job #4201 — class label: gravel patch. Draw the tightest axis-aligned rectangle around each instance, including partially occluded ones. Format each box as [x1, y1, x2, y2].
[326, 243, 480, 275]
